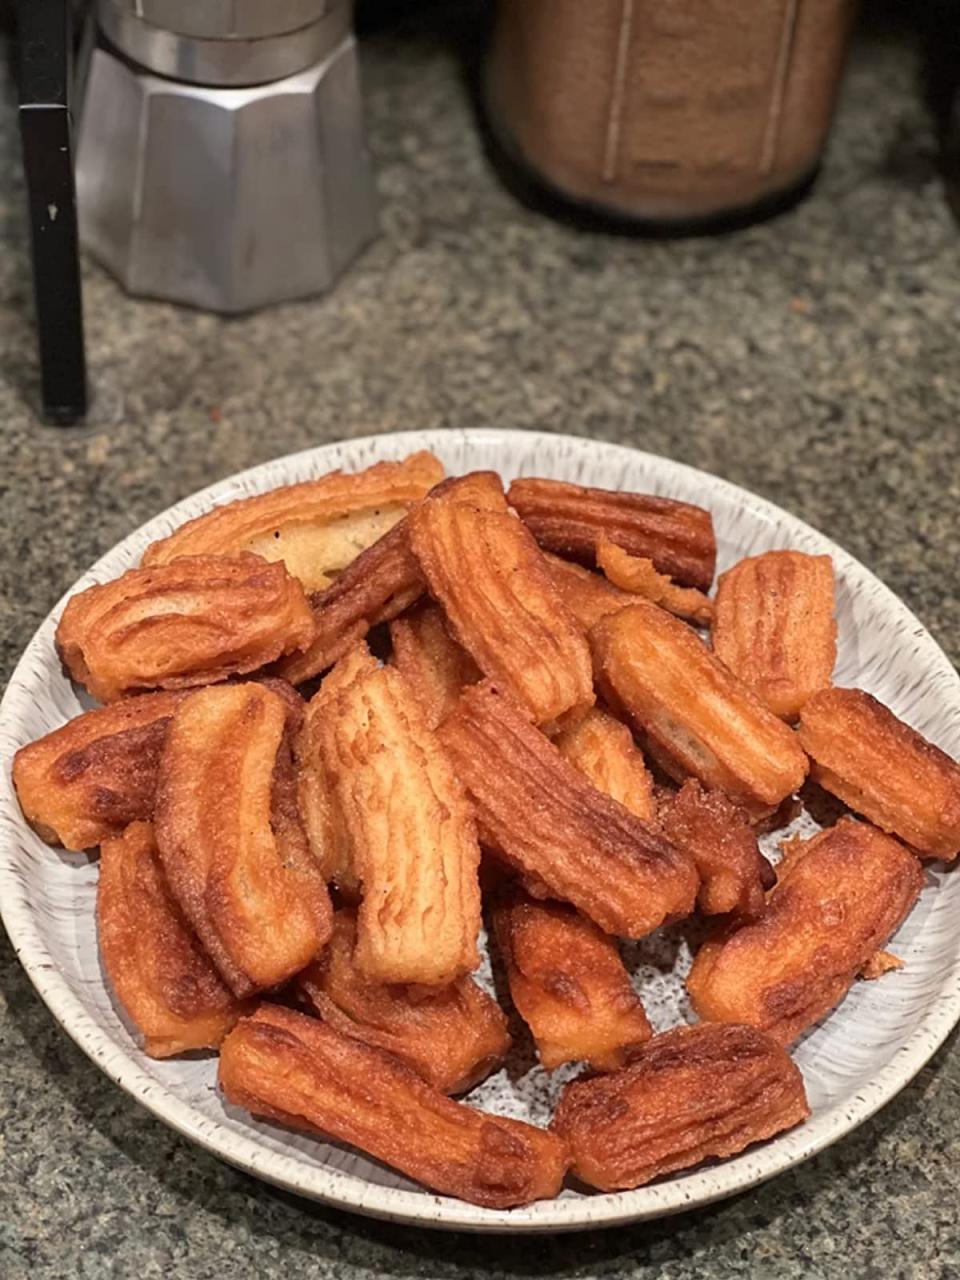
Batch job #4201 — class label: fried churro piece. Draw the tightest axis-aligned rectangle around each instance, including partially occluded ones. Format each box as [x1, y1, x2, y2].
[686, 818, 923, 1044]
[280, 473, 508, 686]
[98, 822, 247, 1057]
[597, 539, 713, 626]
[554, 707, 656, 825]
[293, 646, 378, 891]
[313, 654, 482, 986]
[275, 519, 424, 685]
[492, 892, 652, 1072]
[543, 553, 633, 631]
[155, 683, 332, 996]
[142, 452, 444, 592]
[592, 603, 808, 818]
[296, 912, 510, 1094]
[409, 484, 593, 730]
[439, 683, 697, 938]
[659, 780, 770, 918]
[12, 691, 189, 850]
[219, 1004, 569, 1208]
[551, 1023, 809, 1191]
[508, 477, 716, 590]
[389, 603, 480, 730]
[56, 554, 314, 703]
[797, 687, 960, 860]
[712, 550, 836, 719]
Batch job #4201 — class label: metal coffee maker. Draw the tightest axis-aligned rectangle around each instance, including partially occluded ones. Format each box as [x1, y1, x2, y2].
[76, 0, 378, 312]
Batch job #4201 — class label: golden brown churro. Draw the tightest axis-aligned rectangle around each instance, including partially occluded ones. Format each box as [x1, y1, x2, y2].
[296, 912, 509, 1094]
[492, 891, 652, 1071]
[409, 480, 594, 729]
[12, 691, 188, 849]
[57, 554, 314, 702]
[552, 1023, 808, 1190]
[798, 687, 960, 860]
[219, 1004, 569, 1208]
[98, 822, 247, 1056]
[508, 477, 716, 590]
[439, 682, 697, 938]
[686, 818, 923, 1044]
[155, 682, 332, 996]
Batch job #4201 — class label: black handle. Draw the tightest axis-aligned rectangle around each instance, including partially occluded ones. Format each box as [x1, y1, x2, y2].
[16, 0, 88, 425]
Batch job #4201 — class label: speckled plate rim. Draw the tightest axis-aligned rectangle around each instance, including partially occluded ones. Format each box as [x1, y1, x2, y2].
[2, 427, 960, 1235]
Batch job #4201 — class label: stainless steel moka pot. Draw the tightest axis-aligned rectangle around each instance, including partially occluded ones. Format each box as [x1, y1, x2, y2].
[76, 0, 378, 312]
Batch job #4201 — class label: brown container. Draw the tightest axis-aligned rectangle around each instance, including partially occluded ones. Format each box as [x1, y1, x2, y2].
[484, 0, 856, 229]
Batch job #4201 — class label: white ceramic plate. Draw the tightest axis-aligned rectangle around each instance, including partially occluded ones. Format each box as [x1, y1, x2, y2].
[2, 429, 960, 1234]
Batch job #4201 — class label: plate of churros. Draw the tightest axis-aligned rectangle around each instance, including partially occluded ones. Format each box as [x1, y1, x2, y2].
[2, 427, 960, 1233]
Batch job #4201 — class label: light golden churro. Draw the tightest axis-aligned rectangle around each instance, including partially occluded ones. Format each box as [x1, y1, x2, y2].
[597, 538, 713, 626]
[142, 451, 444, 592]
[554, 706, 656, 825]
[312, 652, 482, 986]
[712, 550, 836, 719]
[592, 602, 808, 817]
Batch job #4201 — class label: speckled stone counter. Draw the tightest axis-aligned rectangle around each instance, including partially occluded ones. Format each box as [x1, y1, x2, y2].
[2, 4, 959, 1277]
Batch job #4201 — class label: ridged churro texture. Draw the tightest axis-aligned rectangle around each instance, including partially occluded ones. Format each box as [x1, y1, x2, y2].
[219, 1004, 569, 1207]
[508, 477, 716, 590]
[596, 538, 714, 626]
[311, 652, 482, 986]
[142, 451, 444, 592]
[592, 602, 808, 817]
[296, 912, 510, 1094]
[492, 891, 652, 1072]
[712, 550, 836, 719]
[439, 682, 697, 938]
[660, 780, 770, 918]
[275, 518, 425, 685]
[798, 687, 960, 860]
[409, 479, 594, 729]
[279, 472, 508, 686]
[293, 647, 379, 892]
[686, 818, 924, 1044]
[389, 602, 480, 730]
[554, 706, 656, 825]
[155, 683, 332, 996]
[98, 822, 247, 1057]
[552, 1023, 808, 1191]
[56, 553, 314, 703]
[12, 691, 188, 850]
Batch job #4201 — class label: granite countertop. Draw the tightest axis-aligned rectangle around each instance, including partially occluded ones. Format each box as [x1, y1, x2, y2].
[2, 3, 959, 1277]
